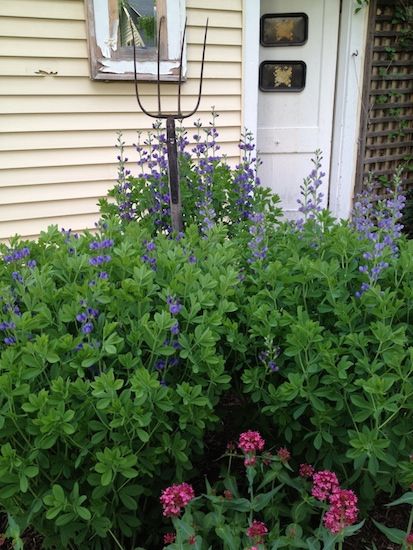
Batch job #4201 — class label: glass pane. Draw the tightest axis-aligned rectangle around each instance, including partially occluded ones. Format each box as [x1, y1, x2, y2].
[119, 0, 157, 48]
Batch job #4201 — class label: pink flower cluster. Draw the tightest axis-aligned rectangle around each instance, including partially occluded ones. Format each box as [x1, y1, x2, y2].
[323, 489, 358, 534]
[277, 447, 291, 463]
[299, 463, 315, 478]
[238, 431, 265, 453]
[163, 532, 176, 544]
[311, 469, 358, 534]
[407, 532, 413, 548]
[246, 520, 268, 543]
[160, 482, 195, 517]
[238, 431, 265, 467]
[311, 470, 340, 501]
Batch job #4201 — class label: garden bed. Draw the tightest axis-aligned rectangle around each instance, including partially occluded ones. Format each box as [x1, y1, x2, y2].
[0, 124, 412, 549]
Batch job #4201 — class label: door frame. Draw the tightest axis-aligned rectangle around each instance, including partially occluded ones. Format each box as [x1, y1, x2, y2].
[242, 0, 369, 219]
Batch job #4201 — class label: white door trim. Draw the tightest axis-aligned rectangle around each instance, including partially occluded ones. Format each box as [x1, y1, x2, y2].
[242, 0, 369, 220]
[329, 1, 369, 219]
[242, 0, 260, 139]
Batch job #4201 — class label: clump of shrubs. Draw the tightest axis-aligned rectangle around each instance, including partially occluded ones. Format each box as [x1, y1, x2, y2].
[0, 115, 412, 549]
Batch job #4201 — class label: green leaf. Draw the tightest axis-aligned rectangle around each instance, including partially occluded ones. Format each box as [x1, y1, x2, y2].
[52, 484, 65, 502]
[101, 470, 113, 486]
[46, 352, 60, 363]
[0, 485, 19, 499]
[215, 525, 240, 550]
[136, 429, 149, 443]
[252, 485, 283, 511]
[386, 492, 413, 507]
[19, 474, 28, 493]
[77, 506, 91, 521]
[224, 497, 251, 512]
[55, 512, 76, 526]
[119, 490, 138, 511]
[24, 465, 39, 478]
[372, 520, 406, 543]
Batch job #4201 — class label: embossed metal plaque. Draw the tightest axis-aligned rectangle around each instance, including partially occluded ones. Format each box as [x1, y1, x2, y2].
[260, 13, 308, 46]
[259, 61, 306, 92]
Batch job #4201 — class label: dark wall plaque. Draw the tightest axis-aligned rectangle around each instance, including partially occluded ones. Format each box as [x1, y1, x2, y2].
[259, 61, 306, 92]
[260, 13, 308, 46]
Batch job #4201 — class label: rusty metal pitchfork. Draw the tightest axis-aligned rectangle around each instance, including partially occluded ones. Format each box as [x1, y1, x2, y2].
[131, 16, 209, 233]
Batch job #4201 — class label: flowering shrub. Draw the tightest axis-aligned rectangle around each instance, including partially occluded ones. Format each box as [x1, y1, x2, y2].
[99, 114, 281, 240]
[0, 223, 241, 549]
[0, 117, 412, 548]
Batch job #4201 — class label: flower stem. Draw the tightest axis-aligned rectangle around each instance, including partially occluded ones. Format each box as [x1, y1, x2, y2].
[108, 529, 125, 550]
[405, 506, 413, 549]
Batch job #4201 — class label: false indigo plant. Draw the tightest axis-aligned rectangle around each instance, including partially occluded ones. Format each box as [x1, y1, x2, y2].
[233, 130, 261, 220]
[192, 115, 218, 234]
[352, 166, 406, 296]
[100, 111, 279, 239]
[114, 131, 134, 222]
[296, 149, 325, 230]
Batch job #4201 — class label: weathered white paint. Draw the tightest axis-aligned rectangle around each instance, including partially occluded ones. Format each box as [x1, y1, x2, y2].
[242, 0, 259, 137]
[93, 0, 116, 58]
[100, 59, 180, 74]
[257, 0, 341, 217]
[167, 0, 186, 60]
[329, 0, 369, 219]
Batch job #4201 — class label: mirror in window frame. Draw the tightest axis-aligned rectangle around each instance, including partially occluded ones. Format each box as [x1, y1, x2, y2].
[85, 0, 186, 81]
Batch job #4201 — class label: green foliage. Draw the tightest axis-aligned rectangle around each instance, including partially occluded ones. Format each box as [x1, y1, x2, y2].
[1, 133, 412, 547]
[354, 0, 370, 14]
[238, 220, 413, 507]
[0, 222, 241, 549]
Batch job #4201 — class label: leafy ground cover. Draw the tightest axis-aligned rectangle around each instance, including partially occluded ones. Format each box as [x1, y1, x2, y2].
[0, 117, 412, 549]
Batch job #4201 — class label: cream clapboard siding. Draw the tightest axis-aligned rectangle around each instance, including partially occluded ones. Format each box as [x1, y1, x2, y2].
[0, 0, 243, 239]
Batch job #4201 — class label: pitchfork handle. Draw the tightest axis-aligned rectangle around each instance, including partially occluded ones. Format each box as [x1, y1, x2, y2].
[166, 117, 183, 233]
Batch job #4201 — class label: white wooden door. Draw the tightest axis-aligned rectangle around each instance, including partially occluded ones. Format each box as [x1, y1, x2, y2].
[257, 0, 341, 217]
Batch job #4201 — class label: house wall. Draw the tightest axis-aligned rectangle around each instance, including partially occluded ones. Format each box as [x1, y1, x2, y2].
[0, 0, 243, 240]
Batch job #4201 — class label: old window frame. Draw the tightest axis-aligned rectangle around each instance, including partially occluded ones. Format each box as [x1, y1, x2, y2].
[85, 0, 186, 81]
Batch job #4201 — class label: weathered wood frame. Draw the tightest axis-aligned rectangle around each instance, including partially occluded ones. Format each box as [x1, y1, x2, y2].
[84, 0, 186, 81]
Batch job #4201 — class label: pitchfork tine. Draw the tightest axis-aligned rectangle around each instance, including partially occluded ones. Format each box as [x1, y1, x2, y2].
[131, 20, 152, 117]
[181, 18, 208, 119]
[177, 18, 188, 117]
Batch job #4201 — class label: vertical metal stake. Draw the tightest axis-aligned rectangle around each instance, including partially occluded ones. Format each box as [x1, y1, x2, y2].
[166, 117, 183, 233]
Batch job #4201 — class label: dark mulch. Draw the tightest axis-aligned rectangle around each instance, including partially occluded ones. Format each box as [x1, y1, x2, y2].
[343, 491, 410, 549]
[0, 513, 42, 549]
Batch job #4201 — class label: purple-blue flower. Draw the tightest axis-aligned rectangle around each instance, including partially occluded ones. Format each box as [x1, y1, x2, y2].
[296, 150, 325, 228]
[167, 296, 182, 315]
[3, 246, 30, 264]
[82, 322, 94, 335]
[12, 272, 23, 283]
[248, 212, 267, 263]
[352, 169, 406, 294]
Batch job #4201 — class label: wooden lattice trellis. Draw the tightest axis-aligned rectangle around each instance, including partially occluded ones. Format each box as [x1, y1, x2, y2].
[356, 0, 413, 193]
